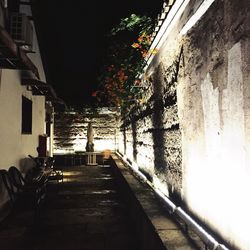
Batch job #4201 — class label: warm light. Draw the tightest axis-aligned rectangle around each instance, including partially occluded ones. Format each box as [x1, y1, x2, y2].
[183, 43, 249, 249]
[62, 171, 84, 182]
[116, 152, 229, 249]
[54, 138, 116, 154]
[152, 175, 169, 197]
[73, 136, 86, 152]
[63, 171, 82, 177]
[119, 154, 149, 184]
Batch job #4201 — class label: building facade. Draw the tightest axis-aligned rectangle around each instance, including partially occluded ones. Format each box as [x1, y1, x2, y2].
[0, 0, 56, 208]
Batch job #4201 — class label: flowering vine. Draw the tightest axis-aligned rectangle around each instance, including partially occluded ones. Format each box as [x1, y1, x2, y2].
[93, 14, 157, 114]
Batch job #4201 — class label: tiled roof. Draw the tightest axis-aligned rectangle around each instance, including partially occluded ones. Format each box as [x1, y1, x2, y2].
[150, 0, 176, 45]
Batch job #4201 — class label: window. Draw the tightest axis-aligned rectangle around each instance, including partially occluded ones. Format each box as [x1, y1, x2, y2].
[46, 113, 51, 137]
[22, 96, 32, 134]
[8, 0, 19, 12]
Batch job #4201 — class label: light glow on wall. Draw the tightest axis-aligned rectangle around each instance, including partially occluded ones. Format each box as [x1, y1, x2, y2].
[184, 139, 250, 249]
[116, 0, 250, 247]
[152, 175, 169, 197]
[54, 138, 116, 154]
[54, 109, 118, 154]
[184, 42, 250, 249]
[73, 136, 86, 152]
[117, 151, 229, 249]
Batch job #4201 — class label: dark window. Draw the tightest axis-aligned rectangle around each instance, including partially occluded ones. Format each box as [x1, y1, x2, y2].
[8, 0, 19, 12]
[46, 113, 51, 137]
[22, 96, 32, 134]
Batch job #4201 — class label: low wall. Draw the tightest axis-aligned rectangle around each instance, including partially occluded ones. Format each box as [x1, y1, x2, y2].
[111, 154, 195, 250]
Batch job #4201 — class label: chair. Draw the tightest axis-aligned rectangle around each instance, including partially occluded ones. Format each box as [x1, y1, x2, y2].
[46, 157, 63, 183]
[8, 166, 46, 207]
[0, 168, 45, 218]
[102, 149, 112, 166]
[28, 155, 63, 183]
[0, 169, 15, 205]
[28, 154, 44, 168]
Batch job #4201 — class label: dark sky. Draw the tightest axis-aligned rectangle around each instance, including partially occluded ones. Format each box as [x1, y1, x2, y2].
[32, 0, 163, 108]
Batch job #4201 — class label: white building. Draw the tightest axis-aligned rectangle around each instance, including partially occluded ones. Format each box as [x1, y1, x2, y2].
[0, 0, 61, 209]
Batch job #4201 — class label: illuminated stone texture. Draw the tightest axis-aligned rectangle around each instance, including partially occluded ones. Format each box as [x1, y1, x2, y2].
[178, 2, 250, 248]
[120, 61, 182, 199]
[119, 0, 250, 249]
[54, 109, 119, 153]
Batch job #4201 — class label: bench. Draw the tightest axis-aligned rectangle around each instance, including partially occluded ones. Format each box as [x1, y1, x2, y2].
[0, 166, 47, 222]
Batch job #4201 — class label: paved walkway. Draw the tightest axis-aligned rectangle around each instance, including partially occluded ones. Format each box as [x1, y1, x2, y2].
[0, 165, 141, 250]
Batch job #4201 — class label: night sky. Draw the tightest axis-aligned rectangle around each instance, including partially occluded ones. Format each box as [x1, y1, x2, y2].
[32, 0, 163, 108]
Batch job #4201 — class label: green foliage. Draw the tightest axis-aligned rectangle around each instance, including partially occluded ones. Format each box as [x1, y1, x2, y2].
[110, 14, 154, 35]
[95, 14, 156, 114]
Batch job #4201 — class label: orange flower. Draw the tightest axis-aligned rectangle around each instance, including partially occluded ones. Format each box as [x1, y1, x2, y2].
[141, 50, 148, 58]
[146, 35, 152, 43]
[138, 36, 143, 42]
[131, 43, 141, 48]
[134, 79, 141, 85]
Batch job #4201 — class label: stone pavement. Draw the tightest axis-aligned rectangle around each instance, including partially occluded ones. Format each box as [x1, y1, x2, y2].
[0, 164, 141, 250]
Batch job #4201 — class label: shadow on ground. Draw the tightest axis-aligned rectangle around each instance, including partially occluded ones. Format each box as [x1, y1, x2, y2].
[0, 165, 141, 250]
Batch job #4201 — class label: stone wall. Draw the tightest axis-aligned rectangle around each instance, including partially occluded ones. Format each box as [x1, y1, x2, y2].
[54, 109, 119, 153]
[118, 0, 250, 249]
[119, 60, 182, 199]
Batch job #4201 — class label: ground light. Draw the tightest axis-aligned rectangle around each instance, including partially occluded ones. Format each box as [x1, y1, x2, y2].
[117, 151, 229, 250]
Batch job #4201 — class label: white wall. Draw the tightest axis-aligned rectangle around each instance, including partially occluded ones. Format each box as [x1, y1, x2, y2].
[0, 1, 47, 170]
[0, 70, 45, 170]
[0, 69, 46, 208]
[0, 1, 49, 208]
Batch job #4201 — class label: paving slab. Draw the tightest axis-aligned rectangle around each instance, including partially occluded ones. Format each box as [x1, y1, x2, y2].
[0, 165, 141, 250]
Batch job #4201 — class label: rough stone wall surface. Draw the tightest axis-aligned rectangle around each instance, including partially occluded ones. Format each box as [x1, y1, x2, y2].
[119, 60, 182, 198]
[178, 1, 250, 249]
[54, 111, 118, 152]
[118, 0, 250, 249]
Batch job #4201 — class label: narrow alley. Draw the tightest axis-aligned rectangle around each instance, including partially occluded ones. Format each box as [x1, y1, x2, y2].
[1, 0, 250, 249]
[0, 164, 141, 250]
